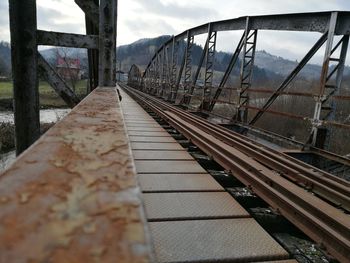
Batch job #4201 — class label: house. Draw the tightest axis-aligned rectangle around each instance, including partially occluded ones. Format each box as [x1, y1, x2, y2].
[116, 70, 128, 82]
[56, 56, 81, 80]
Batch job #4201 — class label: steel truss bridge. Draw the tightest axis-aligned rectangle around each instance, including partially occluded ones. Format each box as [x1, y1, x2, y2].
[129, 11, 350, 151]
[0, 2, 350, 263]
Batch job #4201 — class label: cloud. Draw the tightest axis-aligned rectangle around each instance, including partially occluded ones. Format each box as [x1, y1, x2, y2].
[132, 0, 218, 21]
[1, 0, 350, 64]
[0, 1, 10, 42]
[124, 17, 175, 37]
[36, 1, 85, 34]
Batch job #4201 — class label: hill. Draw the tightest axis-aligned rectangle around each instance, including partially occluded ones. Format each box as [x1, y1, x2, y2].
[1, 36, 349, 82]
[0, 42, 11, 77]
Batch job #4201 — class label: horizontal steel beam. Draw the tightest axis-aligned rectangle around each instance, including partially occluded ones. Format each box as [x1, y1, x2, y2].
[37, 30, 99, 49]
[0, 87, 153, 262]
[181, 11, 350, 38]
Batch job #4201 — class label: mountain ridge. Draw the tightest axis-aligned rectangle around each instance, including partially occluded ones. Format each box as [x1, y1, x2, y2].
[1, 36, 348, 80]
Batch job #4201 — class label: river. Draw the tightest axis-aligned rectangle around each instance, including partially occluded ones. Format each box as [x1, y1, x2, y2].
[0, 109, 70, 124]
[0, 108, 70, 171]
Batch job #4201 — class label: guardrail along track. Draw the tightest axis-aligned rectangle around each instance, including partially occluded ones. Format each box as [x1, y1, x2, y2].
[121, 84, 350, 263]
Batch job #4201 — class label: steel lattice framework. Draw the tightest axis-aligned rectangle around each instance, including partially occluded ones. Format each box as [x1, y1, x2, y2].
[130, 11, 350, 151]
[9, 0, 118, 155]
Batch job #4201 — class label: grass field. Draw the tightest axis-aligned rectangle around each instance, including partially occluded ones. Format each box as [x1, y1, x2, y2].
[0, 80, 88, 108]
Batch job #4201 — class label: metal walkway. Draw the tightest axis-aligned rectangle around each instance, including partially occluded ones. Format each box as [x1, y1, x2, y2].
[120, 88, 295, 263]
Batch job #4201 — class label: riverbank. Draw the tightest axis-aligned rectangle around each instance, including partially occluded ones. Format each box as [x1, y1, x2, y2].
[0, 150, 15, 171]
[0, 122, 55, 154]
[0, 80, 87, 110]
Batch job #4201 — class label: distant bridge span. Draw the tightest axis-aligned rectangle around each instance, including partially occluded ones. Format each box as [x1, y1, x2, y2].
[129, 11, 350, 150]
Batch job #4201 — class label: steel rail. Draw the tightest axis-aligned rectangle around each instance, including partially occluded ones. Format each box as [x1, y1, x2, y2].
[123, 85, 350, 199]
[122, 85, 350, 262]
[126, 85, 350, 188]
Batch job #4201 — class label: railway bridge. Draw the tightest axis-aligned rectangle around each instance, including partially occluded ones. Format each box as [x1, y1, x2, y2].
[1, 1, 350, 262]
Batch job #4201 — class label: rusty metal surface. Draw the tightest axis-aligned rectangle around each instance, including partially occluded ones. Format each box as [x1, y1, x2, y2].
[131, 142, 183, 151]
[149, 219, 289, 263]
[134, 160, 207, 174]
[143, 192, 250, 221]
[37, 30, 99, 49]
[0, 87, 152, 263]
[129, 136, 176, 143]
[132, 150, 193, 160]
[138, 173, 224, 192]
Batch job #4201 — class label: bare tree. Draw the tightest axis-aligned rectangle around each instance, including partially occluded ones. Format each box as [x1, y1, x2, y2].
[55, 48, 80, 92]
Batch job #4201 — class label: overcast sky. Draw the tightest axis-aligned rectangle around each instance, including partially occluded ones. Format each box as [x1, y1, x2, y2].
[1, 0, 350, 63]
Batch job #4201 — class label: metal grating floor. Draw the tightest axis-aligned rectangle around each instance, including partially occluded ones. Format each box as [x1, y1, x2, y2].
[134, 160, 207, 174]
[149, 219, 289, 262]
[120, 88, 291, 263]
[143, 192, 250, 220]
[139, 173, 224, 192]
[132, 150, 194, 160]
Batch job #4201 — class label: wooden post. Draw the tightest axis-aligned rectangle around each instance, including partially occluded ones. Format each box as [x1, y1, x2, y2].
[99, 0, 117, 87]
[9, 0, 40, 155]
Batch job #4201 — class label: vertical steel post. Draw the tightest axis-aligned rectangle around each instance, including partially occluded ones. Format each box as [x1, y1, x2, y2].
[181, 38, 209, 106]
[155, 52, 162, 96]
[310, 12, 338, 148]
[168, 37, 179, 102]
[208, 32, 245, 112]
[160, 47, 167, 97]
[173, 35, 189, 102]
[150, 59, 157, 94]
[235, 17, 258, 123]
[9, 0, 40, 155]
[202, 24, 217, 111]
[156, 53, 162, 95]
[85, 0, 99, 92]
[164, 45, 172, 99]
[99, 0, 117, 87]
[183, 32, 194, 102]
[112, 0, 118, 84]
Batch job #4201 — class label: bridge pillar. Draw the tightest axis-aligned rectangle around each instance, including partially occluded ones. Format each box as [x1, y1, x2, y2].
[99, 0, 117, 87]
[9, 0, 40, 156]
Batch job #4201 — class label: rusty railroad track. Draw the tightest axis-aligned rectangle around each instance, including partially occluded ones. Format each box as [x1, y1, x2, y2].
[121, 84, 350, 263]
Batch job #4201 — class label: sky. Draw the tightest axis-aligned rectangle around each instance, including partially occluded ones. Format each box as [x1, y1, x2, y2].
[1, 0, 350, 63]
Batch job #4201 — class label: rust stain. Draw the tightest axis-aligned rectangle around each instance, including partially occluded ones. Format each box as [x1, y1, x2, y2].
[0, 87, 152, 263]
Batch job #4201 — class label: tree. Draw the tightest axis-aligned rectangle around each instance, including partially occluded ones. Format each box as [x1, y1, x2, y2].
[55, 48, 80, 92]
[0, 57, 8, 77]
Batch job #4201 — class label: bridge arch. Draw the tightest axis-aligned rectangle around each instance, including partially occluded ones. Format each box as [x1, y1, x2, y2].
[132, 11, 350, 150]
